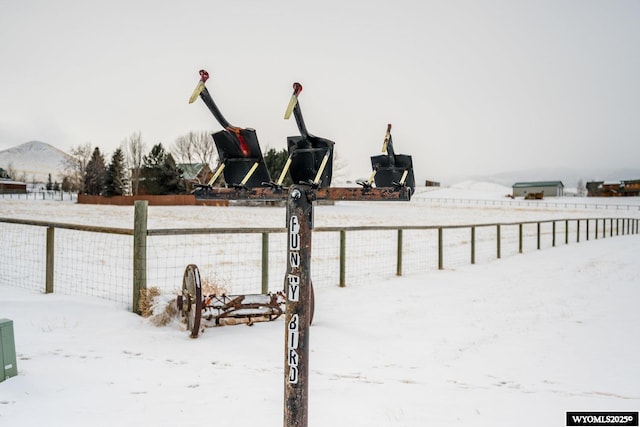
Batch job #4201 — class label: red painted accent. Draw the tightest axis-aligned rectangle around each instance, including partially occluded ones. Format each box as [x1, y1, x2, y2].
[199, 69, 209, 83]
[230, 128, 249, 156]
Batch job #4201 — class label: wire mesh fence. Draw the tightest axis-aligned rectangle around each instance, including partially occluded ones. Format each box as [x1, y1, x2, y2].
[1, 216, 637, 310]
[0, 222, 46, 290]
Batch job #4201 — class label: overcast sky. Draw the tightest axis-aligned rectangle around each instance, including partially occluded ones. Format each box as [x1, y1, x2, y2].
[1, 0, 639, 182]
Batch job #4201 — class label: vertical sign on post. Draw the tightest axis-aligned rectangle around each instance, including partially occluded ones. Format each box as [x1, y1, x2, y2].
[284, 186, 313, 427]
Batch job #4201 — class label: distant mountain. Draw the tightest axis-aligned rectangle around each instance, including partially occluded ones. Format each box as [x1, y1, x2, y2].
[0, 141, 71, 183]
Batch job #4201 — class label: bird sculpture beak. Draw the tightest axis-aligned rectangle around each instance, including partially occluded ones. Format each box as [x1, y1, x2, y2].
[284, 82, 303, 119]
[382, 123, 392, 154]
[189, 69, 210, 104]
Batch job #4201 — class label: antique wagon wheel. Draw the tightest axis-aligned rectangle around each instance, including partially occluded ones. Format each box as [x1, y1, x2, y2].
[182, 264, 203, 338]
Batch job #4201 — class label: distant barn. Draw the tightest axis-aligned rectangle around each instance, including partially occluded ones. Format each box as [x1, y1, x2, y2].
[0, 179, 27, 194]
[512, 181, 564, 198]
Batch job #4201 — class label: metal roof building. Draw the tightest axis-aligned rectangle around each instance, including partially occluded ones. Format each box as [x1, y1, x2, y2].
[512, 181, 564, 198]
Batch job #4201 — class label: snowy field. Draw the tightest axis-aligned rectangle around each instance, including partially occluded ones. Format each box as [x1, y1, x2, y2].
[1, 183, 639, 426]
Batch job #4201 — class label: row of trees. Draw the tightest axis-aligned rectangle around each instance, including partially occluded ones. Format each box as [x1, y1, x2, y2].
[56, 131, 210, 196]
[65, 131, 294, 196]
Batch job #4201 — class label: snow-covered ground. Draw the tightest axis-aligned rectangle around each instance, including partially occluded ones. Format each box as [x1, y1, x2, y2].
[1, 184, 639, 426]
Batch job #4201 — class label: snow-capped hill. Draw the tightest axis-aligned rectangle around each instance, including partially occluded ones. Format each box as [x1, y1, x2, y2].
[0, 141, 71, 183]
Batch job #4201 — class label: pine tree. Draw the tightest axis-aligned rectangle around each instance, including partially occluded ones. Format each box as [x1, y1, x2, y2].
[159, 153, 185, 194]
[104, 148, 127, 196]
[46, 173, 53, 190]
[84, 147, 107, 195]
[140, 143, 184, 195]
[61, 176, 72, 192]
[140, 143, 166, 195]
[263, 147, 292, 186]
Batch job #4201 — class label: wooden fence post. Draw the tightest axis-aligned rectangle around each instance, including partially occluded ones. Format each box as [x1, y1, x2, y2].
[262, 232, 269, 294]
[610, 218, 614, 237]
[46, 226, 54, 294]
[438, 227, 443, 270]
[133, 200, 148, 314]
[470, 226, 476, 264]
[339, 230, 346, 287]
[519, 223, 523, 253]
[396, 229, 403, 276]
[586, 219, 590, 240]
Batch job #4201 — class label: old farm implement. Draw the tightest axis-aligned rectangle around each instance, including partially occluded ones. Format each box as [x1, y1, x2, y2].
[177, 264, 288, 338]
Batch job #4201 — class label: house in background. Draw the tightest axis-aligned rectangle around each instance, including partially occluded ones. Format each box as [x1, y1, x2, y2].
[620, 179, 640, 196]
[586, 179, 640, 197]
[512, 181, 564, 198]
[178, 163, 214, 192]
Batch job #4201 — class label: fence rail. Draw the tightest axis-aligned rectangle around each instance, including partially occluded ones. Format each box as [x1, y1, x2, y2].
[1, 202, 638, 312]
[423, 196, 640, 211]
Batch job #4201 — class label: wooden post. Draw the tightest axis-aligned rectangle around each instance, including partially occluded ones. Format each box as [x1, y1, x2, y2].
[610, 218, 613, 237]
[133, 200, 148, 315]
[537, 222, 541, 250]
[519, 223, 523, 253]
[339, 230, 346, 287]
[552, 221, 556, 247]
[45, 226, 54, 294]
[262, 232, 269, 294]
[284, 186, 313, 427]
[396, 229, 403, 276]
[577, 219, 580, 243]
[438, 227, 443, 270]
[496, 224, 501, 259]
[470, 226, 476, 264]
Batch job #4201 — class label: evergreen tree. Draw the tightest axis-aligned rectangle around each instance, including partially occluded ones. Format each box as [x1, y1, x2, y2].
[104, 148, 127, 196]
[263, 147, 292, 186]
[84, 147, 107, 195]
[61, 176, 72, 192]
[159, 153, 185, 194]
[46, 173, 53, 190]
[140, 143, 185, 195]
[140, 143, 166, 195]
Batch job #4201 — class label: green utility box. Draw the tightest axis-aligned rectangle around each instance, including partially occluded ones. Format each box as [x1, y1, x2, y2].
[0, 319, 18, 382]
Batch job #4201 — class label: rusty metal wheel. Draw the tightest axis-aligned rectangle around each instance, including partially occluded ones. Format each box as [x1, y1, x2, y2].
[182, 264, 203, 338]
